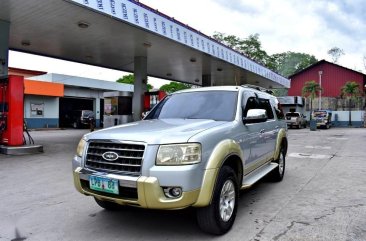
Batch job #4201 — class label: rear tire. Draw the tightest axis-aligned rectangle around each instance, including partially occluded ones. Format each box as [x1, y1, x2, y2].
[196, 166, 238, 235]
[270, 146, 285, 182]
[94, 198, 122, 211]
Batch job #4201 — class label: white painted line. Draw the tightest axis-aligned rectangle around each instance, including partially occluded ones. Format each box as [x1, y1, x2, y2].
[288, 153, 333, 159]
[326, 137, 349, 140]
[305, 146, 331, 150]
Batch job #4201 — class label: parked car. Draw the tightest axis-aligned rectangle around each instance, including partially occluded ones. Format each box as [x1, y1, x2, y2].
[65, 110, 95, 128]
[72, 85, 288, 235]
[285, 112, 307, 128]
[312, 110, 332, 129]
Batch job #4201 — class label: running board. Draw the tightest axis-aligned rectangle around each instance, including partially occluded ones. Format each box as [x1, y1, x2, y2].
[241, 162, 278, 189]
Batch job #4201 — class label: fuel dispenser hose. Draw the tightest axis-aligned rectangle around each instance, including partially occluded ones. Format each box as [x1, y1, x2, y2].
[23, 121, 34, 145]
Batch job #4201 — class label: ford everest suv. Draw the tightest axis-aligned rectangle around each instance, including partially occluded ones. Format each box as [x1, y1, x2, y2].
[73, 85, 288, 235]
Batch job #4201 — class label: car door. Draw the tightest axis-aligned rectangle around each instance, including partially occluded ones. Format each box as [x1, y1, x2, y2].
[256, 95, 277, 161]
[240, 91, 266, 175]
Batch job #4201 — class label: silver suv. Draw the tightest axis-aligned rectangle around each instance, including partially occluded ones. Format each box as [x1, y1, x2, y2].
[73, 85, 288, 235]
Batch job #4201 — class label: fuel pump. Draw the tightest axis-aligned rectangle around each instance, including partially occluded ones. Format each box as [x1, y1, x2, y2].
[0, 75, 24, 146]
[144, 91, 166, 112]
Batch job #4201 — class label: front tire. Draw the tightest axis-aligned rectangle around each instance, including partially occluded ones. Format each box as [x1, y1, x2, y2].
[196, 166, 238, 235]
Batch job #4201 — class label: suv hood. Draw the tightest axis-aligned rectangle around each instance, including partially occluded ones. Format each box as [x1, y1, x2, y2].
[85, 119, 226, 144]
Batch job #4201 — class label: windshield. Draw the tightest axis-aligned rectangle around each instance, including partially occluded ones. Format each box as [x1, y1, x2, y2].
[286, 113, 300, 117]
[145, 91, 238, 121]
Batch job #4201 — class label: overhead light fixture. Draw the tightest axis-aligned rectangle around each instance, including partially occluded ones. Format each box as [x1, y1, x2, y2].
[77, 21, 90, 29]
[143, 42, 152, 48]
[21, 40, 31, 47]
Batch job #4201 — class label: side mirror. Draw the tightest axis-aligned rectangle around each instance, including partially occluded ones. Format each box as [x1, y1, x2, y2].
[243, 109, 268, 125]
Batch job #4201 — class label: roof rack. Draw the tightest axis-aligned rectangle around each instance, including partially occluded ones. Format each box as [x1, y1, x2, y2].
[241, 84, 273, 95]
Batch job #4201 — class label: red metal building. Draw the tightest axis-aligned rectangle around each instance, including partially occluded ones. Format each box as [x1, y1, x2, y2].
[288, 60, 366, 97]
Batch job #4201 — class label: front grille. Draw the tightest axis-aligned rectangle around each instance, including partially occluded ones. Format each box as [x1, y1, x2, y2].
[85, 141, 145, 175]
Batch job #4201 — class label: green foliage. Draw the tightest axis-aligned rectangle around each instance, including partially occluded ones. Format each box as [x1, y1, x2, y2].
[116, 74, 153, 91]
[327, 47, 345, 63]
[302, 80, 322, 100]
[213, 32, 269, 66]
[341, 81, 360, 99]
[212, 32, 318, 77]
[302, 80, 322, 114]
[116, 74, 135, 84]
[239, 34, 269, 65]
[159, 82, 192, 94]
[270, 52, 318, 77]
[341, 81, 360, 126]
[271, 88, 288, 97]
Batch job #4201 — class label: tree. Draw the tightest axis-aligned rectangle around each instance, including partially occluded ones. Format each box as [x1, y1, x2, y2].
[212, 32, 241, 50]
[269, 52, 318, 77]
[239, 34, 269, 65]
[341, 81, 360, 126]
[159, 82, 191, 94]
[212, 32, 318, 77]
[327, 47, 345, 63]
[116, 74, 153, 91]
[302, 80, 322, 118]
[212, 32, 270, 66]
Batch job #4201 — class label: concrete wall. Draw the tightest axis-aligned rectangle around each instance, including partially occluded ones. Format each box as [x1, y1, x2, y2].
[24, 95, 59, 128]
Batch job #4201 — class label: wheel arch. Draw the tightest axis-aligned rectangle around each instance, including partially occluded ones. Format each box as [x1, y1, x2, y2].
[193, 139, 243, 207]
[274, 128, 288, 160]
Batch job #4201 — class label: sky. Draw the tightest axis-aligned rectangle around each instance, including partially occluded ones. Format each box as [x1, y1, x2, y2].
[9, 0, 366, 87]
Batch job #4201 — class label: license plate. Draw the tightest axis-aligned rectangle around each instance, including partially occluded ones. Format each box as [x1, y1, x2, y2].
[89, 175, 119, 195]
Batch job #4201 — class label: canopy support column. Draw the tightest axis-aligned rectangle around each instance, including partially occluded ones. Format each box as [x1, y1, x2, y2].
[132, 56, 147, 121]
[0, 20, 10, 77]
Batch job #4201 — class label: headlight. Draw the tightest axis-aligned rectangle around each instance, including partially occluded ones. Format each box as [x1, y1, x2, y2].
[156, 143, 201, 165]
[76, 138, 87, 157]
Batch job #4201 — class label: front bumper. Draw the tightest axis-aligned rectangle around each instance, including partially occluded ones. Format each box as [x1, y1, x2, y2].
[73, 167, 200, 210]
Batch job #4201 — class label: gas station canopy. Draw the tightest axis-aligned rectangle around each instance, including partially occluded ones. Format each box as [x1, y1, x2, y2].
[0, 0, 289, 88]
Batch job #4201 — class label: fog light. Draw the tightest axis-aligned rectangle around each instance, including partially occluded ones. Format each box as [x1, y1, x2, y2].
[163, 187, 182, 198]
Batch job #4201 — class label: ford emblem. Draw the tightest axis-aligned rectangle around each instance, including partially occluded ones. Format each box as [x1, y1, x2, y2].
[102, 151, 119, 161]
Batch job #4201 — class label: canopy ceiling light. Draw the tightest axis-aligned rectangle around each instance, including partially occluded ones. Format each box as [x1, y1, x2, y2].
[77, 21, 90, 29]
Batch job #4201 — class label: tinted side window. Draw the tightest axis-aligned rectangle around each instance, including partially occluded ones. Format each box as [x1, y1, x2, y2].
[243, 97, 274, 120]
[258, 98, 274, 119]
[243, 97, 259, 117]
[270, 98, 284, 120]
